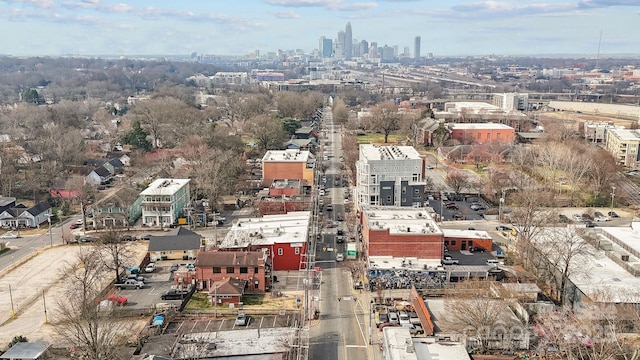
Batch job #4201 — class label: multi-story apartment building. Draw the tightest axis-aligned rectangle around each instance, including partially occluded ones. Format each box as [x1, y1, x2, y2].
[492, 93, 529, 111]
[262, 149, 315, 186]
[605, 128, 640, 168]
[140, 178, 190, 227]
[356, 145, 426, 210]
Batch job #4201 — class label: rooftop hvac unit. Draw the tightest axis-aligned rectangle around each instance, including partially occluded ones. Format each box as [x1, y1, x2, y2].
[622, 254, 630, 262]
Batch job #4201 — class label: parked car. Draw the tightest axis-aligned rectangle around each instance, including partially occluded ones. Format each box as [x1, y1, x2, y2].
[235, 313, 248, 326]
[120, 234, 134, 241]
[326, 204, 333, 211]
[127, 274, 145, 282]
[161, 289, 189, 300]
[496, 225, 512, 231]
[0, 232, 18, 239]
[469, 247, 485, 253]
[585, 221, 596, 228]
[336, 253, 344, 262]
[378, 322, 399, 331]
[594, 212, 610, 221]
[170, 264, 179, 272]
[558, 214, 571, 223]
[336, 215, 344, 221]
[145, 263, 156, 273]
[581, 214, 593, 221]
[486, 259, 500, 267]
[399, 312, 411, 326]
[115, 279, 144, 290]
[573, 214, 583, 222]
[336, 235, 345, 243]
[388, 311, 399, 325]
[452, 212, 464, 220]
[496, 249, 505, 258]
[441, 258, 459, 265]
[608, 211, 620, 218]
[106, 294, 128, 305]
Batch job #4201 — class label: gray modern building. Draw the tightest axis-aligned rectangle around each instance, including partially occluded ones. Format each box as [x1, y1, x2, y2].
[414, 36, 421, 59]
[319, 36, 333, 57]
[356, 144, 426, 210]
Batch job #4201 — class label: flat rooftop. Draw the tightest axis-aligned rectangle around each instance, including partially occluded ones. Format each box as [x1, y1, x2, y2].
[369, 256, 442, 271]
[139, 178, 190, 196]
[534, 227, 640, 303]
[607, 128, 640, 141]
[441, 229, 492, 240]
[262, 149, 312, 162]
[219, 211, 310, 248]
[172, 328, 294, 358]
[359, 144, 423, 161]
[362, 206, 442, 236]
[448, 123, 514, 130]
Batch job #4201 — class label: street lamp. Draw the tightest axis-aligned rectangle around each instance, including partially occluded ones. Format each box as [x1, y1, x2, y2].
[611, 186, 616, 210]
[499, 189, 505, 226]
[47, 213, 53, 247]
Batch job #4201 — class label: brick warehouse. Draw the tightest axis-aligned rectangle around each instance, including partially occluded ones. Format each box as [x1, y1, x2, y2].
[261, 149, 315, 187]
[360, 207, 444, 260]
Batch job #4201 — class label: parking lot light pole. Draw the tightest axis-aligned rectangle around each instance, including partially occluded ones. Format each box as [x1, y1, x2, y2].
[611, 186, 616, 210]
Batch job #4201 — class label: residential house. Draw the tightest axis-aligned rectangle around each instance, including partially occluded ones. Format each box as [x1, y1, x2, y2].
[293, 127, 318, 141]
[209, 278, 246, 306]
[284, 138, 317, 152]
[90, 187, 142, 227]
[0, 197, 16, 214]
[102, 158, 124, 175]
[148, 228, 202, 261]
[0, 201, 51, 228]
[218, 211, 310, 271]
[140, 179, 191, 227]
[85, 165, 112, 186]
[190, 251, 269, 293]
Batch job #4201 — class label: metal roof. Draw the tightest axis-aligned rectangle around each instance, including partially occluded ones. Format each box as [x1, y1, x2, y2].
[0, 342, 51, 359]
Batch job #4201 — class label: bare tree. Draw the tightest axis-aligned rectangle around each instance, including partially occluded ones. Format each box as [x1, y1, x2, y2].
[54, 249, 128, 359]
[332, 98, 349, 124]
[361, 101, 403, 143]
[245, 115, 288, 153]
[445, 169, 469, 194]
[441, 280, 524, 354]
[98, 230, 134, 283]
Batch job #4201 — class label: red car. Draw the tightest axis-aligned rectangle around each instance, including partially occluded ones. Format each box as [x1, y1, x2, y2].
[106, 294, 128, 305]
[69, 223, 78, 229]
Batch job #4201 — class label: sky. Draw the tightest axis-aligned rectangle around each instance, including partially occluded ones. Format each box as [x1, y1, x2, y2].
[0, 0, 639, 57]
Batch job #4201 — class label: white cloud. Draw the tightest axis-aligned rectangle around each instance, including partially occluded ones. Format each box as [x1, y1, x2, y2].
[264, 0, 377, 11]
[271, 10, 300, 18]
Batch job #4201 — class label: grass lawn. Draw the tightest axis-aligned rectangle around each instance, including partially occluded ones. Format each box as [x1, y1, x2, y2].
[357, 133, 403, 144]
[185, 292, 214, 310]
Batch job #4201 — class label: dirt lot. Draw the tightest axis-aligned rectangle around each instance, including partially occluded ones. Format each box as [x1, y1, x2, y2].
[0, 242, 149, 348]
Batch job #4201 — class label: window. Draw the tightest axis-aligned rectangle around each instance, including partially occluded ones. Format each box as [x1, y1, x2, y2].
[402, 187, 406, 194]
[468, 241, 473, 247]
[386, 196, 392, 202]
[254, 267, 259, 273]
[414, 189, 420, 194]
[254, 281, 260, 289]
[295, 247, 300, 255]
[412, 174, 420, 182]
[451, 240, 456, 245]
[212, 267, 221, 274]
[226, 267, 235, 274]
[444, 241, 449, 246]
[240, 267, 248, 274]
[277, 248, 283, 256]
[265, 248, 270, 256]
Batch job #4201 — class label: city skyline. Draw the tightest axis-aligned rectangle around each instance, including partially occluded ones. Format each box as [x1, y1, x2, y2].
[0, 0, 639, 57]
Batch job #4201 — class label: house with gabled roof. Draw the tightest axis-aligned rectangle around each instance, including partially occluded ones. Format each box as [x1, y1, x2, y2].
[147, 227, 202, 261]
[208, 278, 246, 306]
[0, 201, 51, 228]
[86, 165, 112, 186]
[191, 250, 269, 293]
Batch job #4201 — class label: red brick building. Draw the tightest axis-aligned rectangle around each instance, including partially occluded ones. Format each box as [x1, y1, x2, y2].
[262, 149, 315, 186]
[442, 229, 493, 251]
[177, 251, 269, 293]
[449, 123, 515, 144]
[361, 207, 444, 259]
[217, 211, 310, 271]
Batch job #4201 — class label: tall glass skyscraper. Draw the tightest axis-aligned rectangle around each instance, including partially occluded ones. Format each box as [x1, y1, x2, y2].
[344, 22, 353, 60]
[414, 36, 421, 59]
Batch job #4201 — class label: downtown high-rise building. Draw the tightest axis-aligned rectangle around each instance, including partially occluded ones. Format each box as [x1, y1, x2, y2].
[344, 22, 353, 59]
[319, 36, 333, 57]
[414, 36, 421, 59]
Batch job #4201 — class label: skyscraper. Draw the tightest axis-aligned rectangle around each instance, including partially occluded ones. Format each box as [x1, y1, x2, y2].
[344, 22, 353, 60]
[319, 36, 333, 57]
[414, 36, 421, 59]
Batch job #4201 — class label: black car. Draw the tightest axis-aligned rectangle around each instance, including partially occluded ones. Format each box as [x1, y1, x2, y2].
[161, 289, 189, 300]
[585, 221, 596, 228]
[558, 214, 570, 223]
[120, 234, 134, 241]
[608, 211, 620, 218]
[469, 247, 485, 252]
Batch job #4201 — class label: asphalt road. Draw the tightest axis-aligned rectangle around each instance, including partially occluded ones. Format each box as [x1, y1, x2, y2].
[309, 107, 371, 360]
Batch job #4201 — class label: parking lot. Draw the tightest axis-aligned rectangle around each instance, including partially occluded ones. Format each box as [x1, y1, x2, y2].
[164, 313, 295, 334]
[427, 194, 491, 221]
[113, 263, 187, 308]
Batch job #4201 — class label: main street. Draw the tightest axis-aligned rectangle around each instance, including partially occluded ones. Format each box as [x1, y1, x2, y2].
[309, 105, 371, 360]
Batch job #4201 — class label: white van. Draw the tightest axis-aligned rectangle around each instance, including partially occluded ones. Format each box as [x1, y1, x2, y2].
[486, 259, 500, 267]
[388, 311, 399, 325]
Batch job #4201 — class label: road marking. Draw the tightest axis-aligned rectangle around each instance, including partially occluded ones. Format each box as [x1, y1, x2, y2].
[345, 345, 368, 348]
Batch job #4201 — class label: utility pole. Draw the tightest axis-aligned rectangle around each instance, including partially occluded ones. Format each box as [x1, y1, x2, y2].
[611, 186, 616, 210]
[47, 214, 53, 247]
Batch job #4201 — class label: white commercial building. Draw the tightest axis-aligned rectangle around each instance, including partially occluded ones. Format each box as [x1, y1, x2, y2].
[140, 178, 190, 227]
[605, 128, 640, 168]
[356, 145, 426, 210]
[492, 92, 529, 111]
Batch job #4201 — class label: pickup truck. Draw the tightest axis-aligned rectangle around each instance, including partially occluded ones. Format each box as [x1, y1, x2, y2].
[441, 258, 459, 265]
[115, 279, 144, 290]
